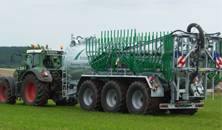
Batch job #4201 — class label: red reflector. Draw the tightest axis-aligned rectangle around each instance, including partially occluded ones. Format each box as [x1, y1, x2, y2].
[195, 104, 204, 107]
[176, 102, 180, 105]
[159, 105, 168, 108]
[42, 72, 46, 76]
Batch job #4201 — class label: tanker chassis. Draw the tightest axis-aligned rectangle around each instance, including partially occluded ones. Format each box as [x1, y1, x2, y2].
[0, 23, 221, 115]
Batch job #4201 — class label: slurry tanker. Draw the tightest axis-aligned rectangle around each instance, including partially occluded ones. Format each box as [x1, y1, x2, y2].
[0, 23, 221, 115]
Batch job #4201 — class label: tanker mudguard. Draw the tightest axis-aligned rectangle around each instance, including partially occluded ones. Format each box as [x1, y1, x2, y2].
[22, 69, 52, 82]
[77, 75, 164, 97]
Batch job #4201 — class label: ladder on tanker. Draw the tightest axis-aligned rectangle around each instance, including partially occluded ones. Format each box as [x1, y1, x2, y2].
[62, 66, 77, 97]
[62, 66, 68, 97]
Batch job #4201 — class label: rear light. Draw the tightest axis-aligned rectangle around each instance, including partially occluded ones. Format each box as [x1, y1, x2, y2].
[176, 102, 181, 105]
[195, 104, 204, 107]
[159, 105, 168, 108]
[42, 72, 48, 77]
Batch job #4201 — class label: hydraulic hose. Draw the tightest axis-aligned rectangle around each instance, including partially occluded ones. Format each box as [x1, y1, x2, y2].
[187, 23, 205, 49]
[179, 23, 204, 93]
[187, 23, 203, 94]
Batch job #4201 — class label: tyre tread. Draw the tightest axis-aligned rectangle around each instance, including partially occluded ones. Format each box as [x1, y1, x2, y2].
[0, 80, 16, 104]
[22, 74, 49, 106]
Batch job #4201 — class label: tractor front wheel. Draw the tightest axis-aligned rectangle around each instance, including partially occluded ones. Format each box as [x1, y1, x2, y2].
[22, 74, 49, 106]
[0, 80, 15, 104]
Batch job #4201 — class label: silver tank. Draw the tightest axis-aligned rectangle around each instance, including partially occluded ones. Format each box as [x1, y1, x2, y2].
[62, 38, 93, 81]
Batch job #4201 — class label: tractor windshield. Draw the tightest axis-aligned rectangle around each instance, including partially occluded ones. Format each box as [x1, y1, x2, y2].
[43, 54, 62, 68]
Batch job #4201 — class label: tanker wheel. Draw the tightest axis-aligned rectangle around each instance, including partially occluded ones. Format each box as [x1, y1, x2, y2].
[126, 81, 160, 115]
[79, 80, 104, 111]
[0, 80, 16, 104]
[101, 80, 127, 113]
[22, 74, 49, 106]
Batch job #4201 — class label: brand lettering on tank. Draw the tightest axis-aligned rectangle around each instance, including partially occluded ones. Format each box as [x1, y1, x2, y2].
[74, 49, 85, 60]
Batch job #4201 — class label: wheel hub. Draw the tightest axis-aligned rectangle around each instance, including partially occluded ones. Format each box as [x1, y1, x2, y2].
[25, 82, 36, 102]
[132, 90, 143, 109]
[106, 89, 117, 107]
[0, 86, 7, 101]
[83, 88, 93, 105]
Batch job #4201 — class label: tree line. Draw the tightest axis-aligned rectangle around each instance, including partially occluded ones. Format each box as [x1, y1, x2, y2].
[0, 44, 49, 68]
[0, 47, 28, 68]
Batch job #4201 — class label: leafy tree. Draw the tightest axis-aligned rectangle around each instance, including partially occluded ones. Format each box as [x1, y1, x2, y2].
[27, 44, 50, 50]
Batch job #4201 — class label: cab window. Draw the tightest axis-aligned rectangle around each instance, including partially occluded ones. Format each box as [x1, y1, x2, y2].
[26, 54, 33, 68]
[34, 54, 40, 66]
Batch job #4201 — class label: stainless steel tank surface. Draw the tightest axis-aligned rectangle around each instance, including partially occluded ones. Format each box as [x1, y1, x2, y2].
[62, 43, 93, 80]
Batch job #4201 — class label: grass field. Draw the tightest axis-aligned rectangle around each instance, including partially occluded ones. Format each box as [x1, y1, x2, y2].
[0, 95, 221, 130]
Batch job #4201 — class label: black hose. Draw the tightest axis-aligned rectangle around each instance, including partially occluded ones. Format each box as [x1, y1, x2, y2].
[179, 23, 204, 93]
[205, 32, 221, 36]
[170, 30, 197, 35]
[76, 36, 83, 40]
[187, 23, 205, 49]
[189, 40, 200, 85]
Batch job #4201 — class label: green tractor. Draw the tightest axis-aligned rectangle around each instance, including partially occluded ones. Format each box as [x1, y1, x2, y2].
[0, 49, 74, 106]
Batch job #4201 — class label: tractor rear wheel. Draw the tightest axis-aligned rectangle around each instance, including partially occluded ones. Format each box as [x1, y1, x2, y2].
[22, 74, 49, 106]
[101, 80, 127, 113]
[0, 80, 15, 104]
[79, 80, 104, 111]
[126, 81, 160, 115]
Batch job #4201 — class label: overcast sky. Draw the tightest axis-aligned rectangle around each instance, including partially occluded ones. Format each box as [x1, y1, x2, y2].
[0, 0, 221, 49]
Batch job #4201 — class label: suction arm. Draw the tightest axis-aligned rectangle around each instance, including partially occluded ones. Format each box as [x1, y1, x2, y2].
[187, 23, 205, 49]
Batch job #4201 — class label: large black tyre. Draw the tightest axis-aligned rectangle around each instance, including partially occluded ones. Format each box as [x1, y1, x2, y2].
[101, 80, 127, 113]
[0, 80, 16, 104]
[126, 81, 160, 115]
[79, 80, 104, 111]
[22, 74, 49, 106]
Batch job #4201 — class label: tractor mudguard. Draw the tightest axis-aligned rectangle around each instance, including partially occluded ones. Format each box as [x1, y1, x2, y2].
[22, 69, 52, 82]
[4, 77, 17, 96]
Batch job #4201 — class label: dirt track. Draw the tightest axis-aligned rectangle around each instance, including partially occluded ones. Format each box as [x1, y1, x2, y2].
[0, 68, 14, 77]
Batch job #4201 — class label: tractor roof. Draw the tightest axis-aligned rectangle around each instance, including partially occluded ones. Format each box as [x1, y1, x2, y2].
[27, 50, 42, 53]
[27, 50, 63, 55]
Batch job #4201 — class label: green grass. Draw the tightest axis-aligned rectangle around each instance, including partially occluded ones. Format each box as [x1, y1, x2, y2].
[0, 95, 221, 130]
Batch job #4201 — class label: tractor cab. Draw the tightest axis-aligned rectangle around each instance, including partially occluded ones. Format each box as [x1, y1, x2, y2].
[12, 49, 63, 81]
[26, 50, 63, 70]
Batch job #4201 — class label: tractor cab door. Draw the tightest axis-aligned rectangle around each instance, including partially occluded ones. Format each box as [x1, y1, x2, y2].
[26, 53, 40, 69]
